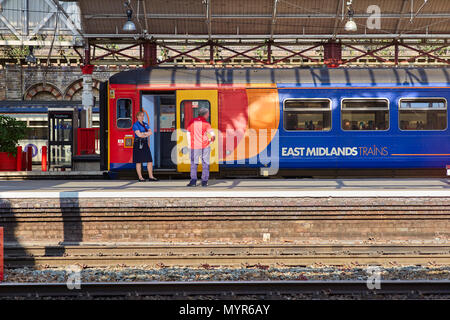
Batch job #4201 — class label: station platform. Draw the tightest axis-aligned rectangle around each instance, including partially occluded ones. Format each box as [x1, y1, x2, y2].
[0, 178, 450, 199]
[0, 171, 106, 181]
[0, 178, 449, 246]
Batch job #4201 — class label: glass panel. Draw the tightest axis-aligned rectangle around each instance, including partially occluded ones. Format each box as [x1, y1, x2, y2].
[26, 127, 48, 139]
[399, 110, 447, 130]
[160, 105, 176, 132]
[285, 99, 330, 110]
[180, 100, 211, 129]
[341, 99, 389, 131]
[342, 110, 389, 130]
[117, 99, 132, 129]
[399, 99, 447, 130]
[50, 145, 71, 167]
[53, 118, 72, 141]
[283, 99, 331, 131]
[400, 99, 446, 109]
[284, 111, 331, 131]
[29, 120, 48, 126]
[342, 99, 388, 109]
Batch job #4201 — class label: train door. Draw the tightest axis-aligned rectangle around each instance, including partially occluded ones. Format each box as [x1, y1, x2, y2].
[141, 93, 176, 169]
[176, 90, 218, 172]
[109, 89, 136, 169]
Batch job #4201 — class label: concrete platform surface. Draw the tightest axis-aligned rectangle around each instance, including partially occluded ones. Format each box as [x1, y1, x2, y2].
[0, 178, 449, 198]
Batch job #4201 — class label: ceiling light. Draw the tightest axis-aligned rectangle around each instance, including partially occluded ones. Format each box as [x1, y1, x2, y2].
[344, 18, 357, 32]
[123, 8, 136, 31]
[345, 0, 357, 32]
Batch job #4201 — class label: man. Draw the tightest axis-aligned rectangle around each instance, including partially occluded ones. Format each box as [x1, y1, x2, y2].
[186, 107, 215, 187]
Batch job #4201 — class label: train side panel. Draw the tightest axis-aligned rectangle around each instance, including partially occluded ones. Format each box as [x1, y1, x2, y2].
[106, 81, 450, 172]
[276, 87, 450, 169]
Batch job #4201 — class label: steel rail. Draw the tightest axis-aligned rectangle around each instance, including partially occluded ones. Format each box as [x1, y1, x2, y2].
[5, 244, 450, 257]
[6, 254, 450, 268]
[0, 280, 449, 297]
[5, 243, 450, 267]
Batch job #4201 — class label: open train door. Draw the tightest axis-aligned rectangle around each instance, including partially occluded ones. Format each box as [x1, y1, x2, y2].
[176, 90, 218, 173]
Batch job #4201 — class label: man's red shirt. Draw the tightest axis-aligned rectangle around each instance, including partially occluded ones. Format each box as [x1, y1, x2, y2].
[187, 116, 212, 149]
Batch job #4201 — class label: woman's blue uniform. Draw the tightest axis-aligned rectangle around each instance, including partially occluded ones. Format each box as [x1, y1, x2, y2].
[132, 121, 153, 163]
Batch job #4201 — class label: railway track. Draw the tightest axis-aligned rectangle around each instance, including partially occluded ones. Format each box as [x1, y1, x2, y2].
[4, 204, 450, 216]
[5, 244, 450, 267]
[0, 280, 449, 298]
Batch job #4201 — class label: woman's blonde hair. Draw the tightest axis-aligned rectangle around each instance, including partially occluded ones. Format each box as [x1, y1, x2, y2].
[136, 111, 144, 118]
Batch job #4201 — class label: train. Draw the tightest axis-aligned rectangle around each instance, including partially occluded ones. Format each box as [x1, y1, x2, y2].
[0, 104, 99, 164]
[100, 67, 450, 176]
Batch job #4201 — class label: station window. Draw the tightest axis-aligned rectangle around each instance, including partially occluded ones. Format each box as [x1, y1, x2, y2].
[341, 99, 389, 131]
[116, 99, 132, 129]
[283, 99, 331, 131]
[399, 98, 447, 131]
[180, 100, 211, 129]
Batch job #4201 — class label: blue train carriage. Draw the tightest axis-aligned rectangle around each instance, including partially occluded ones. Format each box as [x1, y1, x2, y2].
[276, 67, 450, 170]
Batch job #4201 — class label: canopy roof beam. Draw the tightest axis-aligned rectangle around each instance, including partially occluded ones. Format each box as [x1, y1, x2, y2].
[83, 13, 450, 20]
[270, 0, 279, 40]
[83, 33, 450, 40]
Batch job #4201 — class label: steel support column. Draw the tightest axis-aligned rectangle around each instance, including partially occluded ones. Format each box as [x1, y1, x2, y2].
[81, 41, 94, 128]
[143, 41, 157, 68]
[209, 41, 214, 64]
[267, 41, 272, 64]
[395, 41, 399, 65]
[80, 64, 94, 128]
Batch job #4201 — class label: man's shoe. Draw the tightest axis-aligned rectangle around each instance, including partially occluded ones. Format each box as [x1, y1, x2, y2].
[187, 179, 197, 187]
[201, 180, 208, 187]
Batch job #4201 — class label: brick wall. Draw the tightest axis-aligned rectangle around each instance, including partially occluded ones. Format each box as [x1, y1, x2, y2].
[0, 65, 125, 101]
[0, 197, 449, 245]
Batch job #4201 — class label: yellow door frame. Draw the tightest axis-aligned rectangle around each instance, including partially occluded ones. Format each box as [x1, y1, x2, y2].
[176, 90, 219, 172]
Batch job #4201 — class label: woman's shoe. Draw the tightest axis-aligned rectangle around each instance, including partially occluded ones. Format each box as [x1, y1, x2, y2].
[138, 178, 146, 182]
[148, 177, 159, 181]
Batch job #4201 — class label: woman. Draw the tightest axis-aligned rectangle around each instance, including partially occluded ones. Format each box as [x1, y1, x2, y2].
[132, 111, 158, 181]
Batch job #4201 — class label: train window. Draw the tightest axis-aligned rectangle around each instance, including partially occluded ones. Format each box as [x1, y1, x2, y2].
[180, 100, 211, 129]
[341, 99, 389, 131]
[29, 120, 48, 127]
[26, 127, 48, 140]
[399, 98, 447, 131]
[116, 99, 132, 129]
[283, 99, 331, 131]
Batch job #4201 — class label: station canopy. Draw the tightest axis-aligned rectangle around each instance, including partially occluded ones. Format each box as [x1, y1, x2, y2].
[77, 0, 450, 41]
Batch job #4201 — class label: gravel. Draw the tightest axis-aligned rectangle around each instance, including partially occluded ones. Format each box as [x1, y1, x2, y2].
[3, 265, 450, 283]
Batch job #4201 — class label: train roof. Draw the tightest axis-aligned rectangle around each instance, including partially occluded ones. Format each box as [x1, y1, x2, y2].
[0, 101, 99, 114]
[109, 67, 450, 87]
